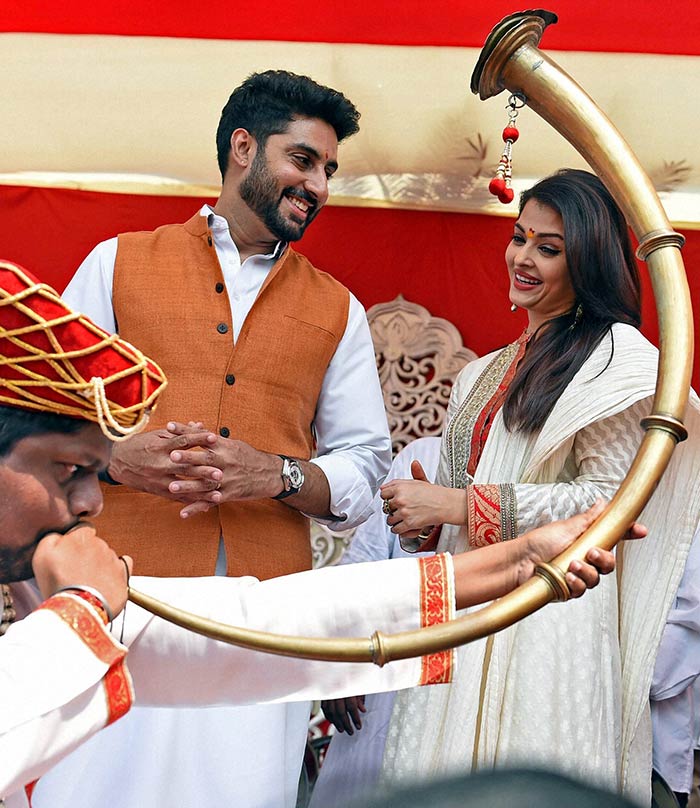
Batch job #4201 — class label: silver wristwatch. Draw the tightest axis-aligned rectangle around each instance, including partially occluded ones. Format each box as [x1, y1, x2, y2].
[273, 455, 304, 499]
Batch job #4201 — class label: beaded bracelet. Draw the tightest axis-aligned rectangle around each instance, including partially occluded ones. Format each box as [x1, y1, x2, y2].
[52, 585, 114, 626]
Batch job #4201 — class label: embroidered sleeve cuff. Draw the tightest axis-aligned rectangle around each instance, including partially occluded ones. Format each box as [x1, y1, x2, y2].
[467, 483, 517, 548]
[39, 594, 133, 725]
[417, 554, 455, 685]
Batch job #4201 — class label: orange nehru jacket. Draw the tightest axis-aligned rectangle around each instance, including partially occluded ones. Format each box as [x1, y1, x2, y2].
[97, 213, 349, 579]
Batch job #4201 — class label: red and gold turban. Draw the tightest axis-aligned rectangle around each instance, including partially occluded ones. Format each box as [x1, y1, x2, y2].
[0, 260, 167, 440]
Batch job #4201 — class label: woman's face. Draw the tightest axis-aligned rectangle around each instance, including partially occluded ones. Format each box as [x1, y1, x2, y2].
[505, 199, 576, 332]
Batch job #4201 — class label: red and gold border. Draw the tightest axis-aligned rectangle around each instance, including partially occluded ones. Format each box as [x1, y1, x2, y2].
[467, 484, 503, 548]
[418, 554, 454, 685]
[39, 593, 124, 667]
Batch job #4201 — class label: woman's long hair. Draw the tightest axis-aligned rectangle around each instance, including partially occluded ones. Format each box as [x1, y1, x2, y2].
[503, 168, 641, 433]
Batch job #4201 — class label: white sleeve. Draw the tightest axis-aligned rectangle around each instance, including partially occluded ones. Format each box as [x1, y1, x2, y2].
[341, 437, 443, 565]
[310, 292, 392, 529]
[513, 398, 649, 530]
[651, 526, 700, 700]
[61, 239, 118, 333]
[121, 554, 455, 706]
[0, 601, 127, 799]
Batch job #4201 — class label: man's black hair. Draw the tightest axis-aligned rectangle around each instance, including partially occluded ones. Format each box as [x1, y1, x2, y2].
[216, 69, 360, 179]
[0, 406, 86, 458]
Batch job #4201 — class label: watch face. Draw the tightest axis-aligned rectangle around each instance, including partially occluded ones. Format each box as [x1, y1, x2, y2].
[287, 461, 304, 490]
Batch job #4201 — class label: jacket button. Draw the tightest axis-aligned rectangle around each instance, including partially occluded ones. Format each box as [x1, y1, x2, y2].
[225, 374, 236, 385]
[220, 427, 230, 438]
[217, 323, 229, 334]
[215, 283, 224, 293]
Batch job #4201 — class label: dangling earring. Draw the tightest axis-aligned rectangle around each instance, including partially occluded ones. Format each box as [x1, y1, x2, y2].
[510, 303, 518, 312]
[489, 93, 526, 205]
[568, 303, 583, 331]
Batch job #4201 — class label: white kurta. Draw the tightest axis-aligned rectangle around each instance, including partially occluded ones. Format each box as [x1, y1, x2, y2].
[651, 527, 700, 793]
[3, 554, 455, 808]
[380, 324, 700, 806]
[45, 206, 392, 808]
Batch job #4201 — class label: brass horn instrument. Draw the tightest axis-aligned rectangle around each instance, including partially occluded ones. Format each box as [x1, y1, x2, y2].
[129, 10, 693, 664]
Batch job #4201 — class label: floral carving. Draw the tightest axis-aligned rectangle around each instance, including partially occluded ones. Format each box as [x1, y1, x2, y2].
[369, 295, 477, 456]
[311, 296, 477, 569]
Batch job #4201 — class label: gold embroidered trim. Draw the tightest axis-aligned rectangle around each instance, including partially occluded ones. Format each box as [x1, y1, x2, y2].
[446, 340, 522, 489]
[500, 483, 518, 541]
[418, 554, 454, 685]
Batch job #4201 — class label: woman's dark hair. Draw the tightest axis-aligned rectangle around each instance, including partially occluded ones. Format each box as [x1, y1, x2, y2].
[0, 406, 86, 458]
[503, 168, 641, 433]
[216, 70, 360, 179]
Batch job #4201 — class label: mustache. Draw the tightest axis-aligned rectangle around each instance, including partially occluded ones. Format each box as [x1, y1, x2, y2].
[282, 187, 317, 210]
[34, 518, 84, 545]
[0, 518, 84, 584]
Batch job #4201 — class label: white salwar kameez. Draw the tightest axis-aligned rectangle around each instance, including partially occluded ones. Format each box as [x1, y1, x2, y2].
[380, 324, 700, 806]
[2, 554, 455, 808]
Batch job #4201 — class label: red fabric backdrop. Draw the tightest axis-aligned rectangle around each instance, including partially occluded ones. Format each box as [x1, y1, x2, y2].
[1, 184, 697, 387]
[3, 0, 699, 55]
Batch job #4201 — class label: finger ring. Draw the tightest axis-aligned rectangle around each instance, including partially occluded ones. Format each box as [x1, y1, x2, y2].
[382, 498, 393, 516]
[417, 529, 432, 541]
[214, 481, 221, 491]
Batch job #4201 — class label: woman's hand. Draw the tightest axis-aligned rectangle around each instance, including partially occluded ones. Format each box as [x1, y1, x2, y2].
[380, 461, 467, 538]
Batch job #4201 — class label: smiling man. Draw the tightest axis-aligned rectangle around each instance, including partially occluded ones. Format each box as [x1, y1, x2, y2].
[47, 71, 392, 808]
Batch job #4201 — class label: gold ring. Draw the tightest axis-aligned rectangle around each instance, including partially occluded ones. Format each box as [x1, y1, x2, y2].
[417, 529, 432, 541]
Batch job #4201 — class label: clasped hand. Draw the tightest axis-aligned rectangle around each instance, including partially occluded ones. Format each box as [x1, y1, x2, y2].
[109, 421, 278, 519]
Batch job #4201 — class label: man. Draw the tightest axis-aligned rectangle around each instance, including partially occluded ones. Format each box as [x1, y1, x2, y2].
[0, 260, 626, 808]
[48, 70, 392, 807]
[651, 528, 700, 806]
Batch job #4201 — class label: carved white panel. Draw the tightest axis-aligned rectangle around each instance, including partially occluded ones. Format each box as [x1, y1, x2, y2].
[368, 295, 477, 456]
[311, 297, 476, 569]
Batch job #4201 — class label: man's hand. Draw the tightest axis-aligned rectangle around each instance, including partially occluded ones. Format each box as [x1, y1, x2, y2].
[166, 422, 283, 518]
[107, 424, 222, 501]
[518, 500, 647, 597]
[321, 695, 366, 735]
[166, 422, 333, 520]
[32, 524, 132, 618]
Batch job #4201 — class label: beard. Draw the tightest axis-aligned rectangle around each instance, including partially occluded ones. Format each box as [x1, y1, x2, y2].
[0, 539, 39, 583]
[0, 520, 79, 584]
[239, 149, 319, 242]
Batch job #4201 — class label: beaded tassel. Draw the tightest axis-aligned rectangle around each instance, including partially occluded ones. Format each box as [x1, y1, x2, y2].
[489, 94, 525, 205]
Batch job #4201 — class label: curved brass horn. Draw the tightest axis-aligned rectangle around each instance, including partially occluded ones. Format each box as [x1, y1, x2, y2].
[129, 9, 694, 663]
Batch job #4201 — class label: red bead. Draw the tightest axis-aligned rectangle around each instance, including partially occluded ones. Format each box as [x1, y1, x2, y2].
[498, 187, 515, 204]
[489, 177, 506, 196]
[502, 126, 519, 143]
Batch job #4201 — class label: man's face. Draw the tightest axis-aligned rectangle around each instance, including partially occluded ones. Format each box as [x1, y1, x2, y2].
[239, 116, 339, 242]
[0, 423, 110, 582]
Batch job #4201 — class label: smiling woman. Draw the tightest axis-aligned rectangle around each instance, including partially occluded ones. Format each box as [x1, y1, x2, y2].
[377, 167, 700, 802]
[506, 202, 573, 330]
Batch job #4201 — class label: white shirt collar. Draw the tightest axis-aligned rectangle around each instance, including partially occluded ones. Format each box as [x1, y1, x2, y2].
[200, 204, 286, 260]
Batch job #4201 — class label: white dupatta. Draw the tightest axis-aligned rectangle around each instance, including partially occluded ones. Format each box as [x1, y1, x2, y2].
[381, 324, 700, 805]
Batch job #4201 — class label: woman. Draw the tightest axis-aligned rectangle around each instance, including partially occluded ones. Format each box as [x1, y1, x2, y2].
[378, 169, 700, 805]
